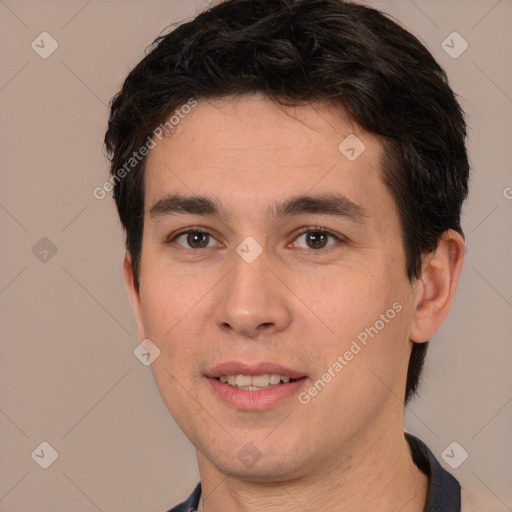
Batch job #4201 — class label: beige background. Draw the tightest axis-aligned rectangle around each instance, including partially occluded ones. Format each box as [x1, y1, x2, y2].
[1, 0, 511, 510]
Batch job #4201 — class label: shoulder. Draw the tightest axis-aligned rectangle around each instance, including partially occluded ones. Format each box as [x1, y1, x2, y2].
[461, 486, 491, 512]
[405, 433, 461, 511]
[166, 483, 201, 512]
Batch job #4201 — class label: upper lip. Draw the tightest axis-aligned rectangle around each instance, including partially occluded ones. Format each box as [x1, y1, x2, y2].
[205, 361, 307, 380]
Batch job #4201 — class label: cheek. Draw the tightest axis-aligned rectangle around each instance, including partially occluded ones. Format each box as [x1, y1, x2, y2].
[298, 263, 412, 399]
[138, 253, 207, 337]
[296, 263, 398, 345]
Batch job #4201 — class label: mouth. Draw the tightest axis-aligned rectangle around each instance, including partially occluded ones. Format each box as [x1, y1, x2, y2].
[205, 361, 308, 409]
[216, 373, 300, 390]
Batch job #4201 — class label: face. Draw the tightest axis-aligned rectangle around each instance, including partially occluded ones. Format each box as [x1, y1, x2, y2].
[126, 93, 422, 481]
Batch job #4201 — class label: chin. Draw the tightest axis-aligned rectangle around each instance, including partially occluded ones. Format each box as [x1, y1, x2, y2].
[218, 458, 300, 482]
[199, 437, 306, 481]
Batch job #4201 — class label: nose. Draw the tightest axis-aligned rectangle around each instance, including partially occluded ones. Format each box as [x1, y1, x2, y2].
[213, 250, 292, 339]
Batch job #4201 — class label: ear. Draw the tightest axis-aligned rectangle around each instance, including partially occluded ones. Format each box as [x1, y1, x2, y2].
[123, 253, 146, 341]
[409, 229, 465, 343]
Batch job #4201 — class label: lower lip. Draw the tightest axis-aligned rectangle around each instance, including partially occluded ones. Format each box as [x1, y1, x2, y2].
[207, 377, 307, 410]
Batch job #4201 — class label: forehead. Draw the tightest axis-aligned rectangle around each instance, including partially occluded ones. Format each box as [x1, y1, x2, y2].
[143, 93, 392, 222]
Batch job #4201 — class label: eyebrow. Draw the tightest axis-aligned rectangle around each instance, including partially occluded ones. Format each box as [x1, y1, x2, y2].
[149, 193, 368, 223]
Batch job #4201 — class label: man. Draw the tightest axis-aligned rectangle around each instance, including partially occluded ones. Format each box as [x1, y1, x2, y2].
[104, 0, 471, 510]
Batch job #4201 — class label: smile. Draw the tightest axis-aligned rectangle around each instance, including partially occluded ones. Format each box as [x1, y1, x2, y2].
[217, 374, 296, 390]
[205, 362, 308, 410]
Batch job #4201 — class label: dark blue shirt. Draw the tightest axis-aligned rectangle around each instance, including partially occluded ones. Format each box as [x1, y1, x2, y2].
[167, 433, 460, 511]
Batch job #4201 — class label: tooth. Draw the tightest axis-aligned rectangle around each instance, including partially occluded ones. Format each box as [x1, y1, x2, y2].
[269, 374, 281, 385]
[251, 374, 270, 387]
[221, 373, 293, 388]
[236, 375, 252, 387]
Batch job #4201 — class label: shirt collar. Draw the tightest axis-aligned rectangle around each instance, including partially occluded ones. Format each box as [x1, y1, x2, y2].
[405, 432, 461, 511]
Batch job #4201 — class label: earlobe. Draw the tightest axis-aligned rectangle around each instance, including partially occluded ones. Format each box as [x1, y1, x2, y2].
[409, 230, 465, 343]
[122, 253, 146, 341]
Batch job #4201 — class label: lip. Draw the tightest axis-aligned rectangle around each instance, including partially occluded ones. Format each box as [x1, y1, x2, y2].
[205, 361, 308, 411]
[205, 361, 307, 380]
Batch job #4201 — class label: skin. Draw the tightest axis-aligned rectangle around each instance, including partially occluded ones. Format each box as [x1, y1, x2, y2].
[123, 92, 465, 511]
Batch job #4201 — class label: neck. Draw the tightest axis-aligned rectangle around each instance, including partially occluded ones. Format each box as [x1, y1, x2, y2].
[196, 425, 428, 512]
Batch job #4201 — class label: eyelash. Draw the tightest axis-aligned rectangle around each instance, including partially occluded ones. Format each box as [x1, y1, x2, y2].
[166, 226, 345, 255]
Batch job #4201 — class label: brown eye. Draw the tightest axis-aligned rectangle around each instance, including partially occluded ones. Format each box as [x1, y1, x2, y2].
[305, 231, 329, 249]
[186, 232, 210, 248]
[173, 230, 217, 249]
[294, 229, 339, 250]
